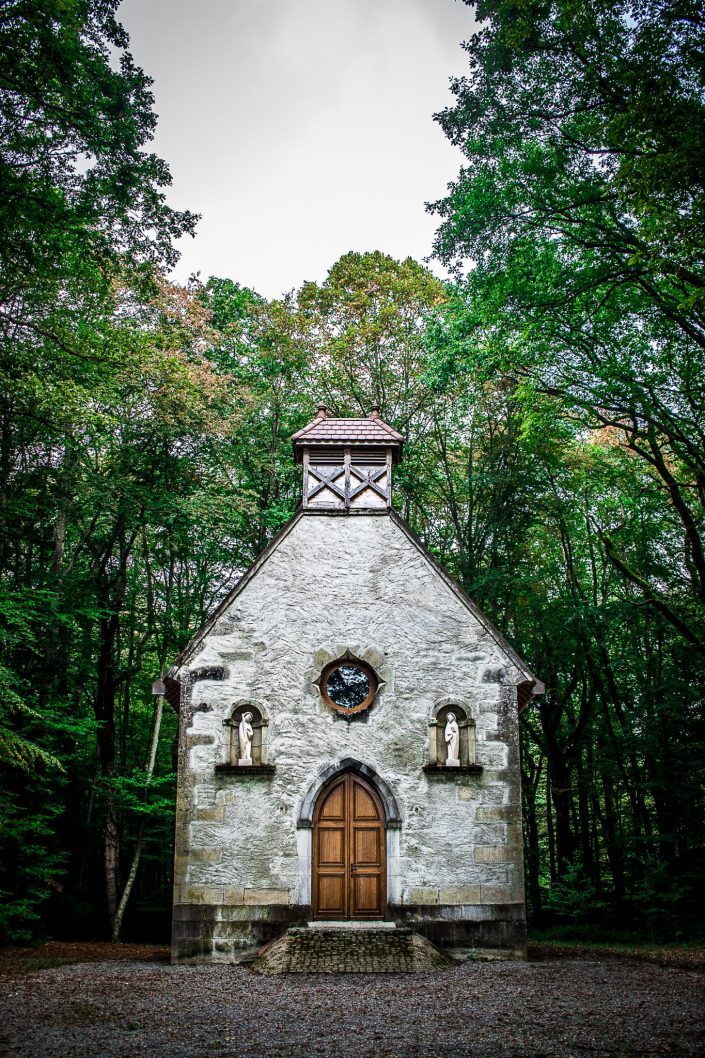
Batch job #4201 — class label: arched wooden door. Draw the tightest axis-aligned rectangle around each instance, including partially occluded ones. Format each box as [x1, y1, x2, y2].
[312, 772, 387, 920]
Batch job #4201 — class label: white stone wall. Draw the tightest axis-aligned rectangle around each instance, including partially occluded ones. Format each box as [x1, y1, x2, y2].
[173, 512, 526, 914]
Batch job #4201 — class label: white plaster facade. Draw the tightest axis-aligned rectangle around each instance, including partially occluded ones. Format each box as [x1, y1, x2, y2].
[170, 504, 540, 962]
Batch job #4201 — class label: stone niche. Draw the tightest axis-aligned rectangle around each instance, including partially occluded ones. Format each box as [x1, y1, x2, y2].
[426, 699, 478, 770]
[217, 701, 273, 773]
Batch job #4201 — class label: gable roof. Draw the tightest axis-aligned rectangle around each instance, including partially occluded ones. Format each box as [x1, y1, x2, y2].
[293, 416, 403, 445]
[167, 511, 305, 682]
[388, 511, 544, 702]
[291, 405, 403, 462]
[164, 509, 543, 708]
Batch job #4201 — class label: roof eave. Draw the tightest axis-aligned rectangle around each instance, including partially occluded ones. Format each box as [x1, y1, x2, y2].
[388, 510, 543, 702]
[165, 509, 305, 678]
[292, 438, 403, 463]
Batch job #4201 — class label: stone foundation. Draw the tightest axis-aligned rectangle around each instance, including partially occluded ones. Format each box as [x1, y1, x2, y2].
[393, 902, 527, 957]
[171, 901, 526, 964]
[172, 903, 311, 963]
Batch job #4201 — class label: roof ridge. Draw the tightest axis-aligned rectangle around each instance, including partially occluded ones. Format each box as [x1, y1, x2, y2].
[290, 418, 323, 440]
[370, 417, 403, 441]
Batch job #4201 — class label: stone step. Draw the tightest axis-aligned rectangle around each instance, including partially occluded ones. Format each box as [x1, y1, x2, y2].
[254, 925, 453, 975]
[306, 919, 397, 930]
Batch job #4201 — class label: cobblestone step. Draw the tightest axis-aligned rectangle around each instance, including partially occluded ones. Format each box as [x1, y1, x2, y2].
[254, 925, 453, 974]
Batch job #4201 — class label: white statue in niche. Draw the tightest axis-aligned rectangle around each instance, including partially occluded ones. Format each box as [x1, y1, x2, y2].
[444, 712, 460, 767]
[238, 711, 253, 765]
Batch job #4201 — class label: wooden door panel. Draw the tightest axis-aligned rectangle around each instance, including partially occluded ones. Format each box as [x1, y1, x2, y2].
[353, 783, 378, 819]
[320, 781, 345, 819]
[317, 827, 345, 866]
[317, 875, 345, 916]
[352, 874, 380, 916]
[352, 826, 380, 864]
[313, 772, 386, 920]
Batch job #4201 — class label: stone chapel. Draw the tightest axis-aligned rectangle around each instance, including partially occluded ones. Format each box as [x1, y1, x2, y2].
[163, 405, 543, 963]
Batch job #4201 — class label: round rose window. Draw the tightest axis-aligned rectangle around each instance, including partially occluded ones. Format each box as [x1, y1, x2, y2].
[321, 659, 377, 716]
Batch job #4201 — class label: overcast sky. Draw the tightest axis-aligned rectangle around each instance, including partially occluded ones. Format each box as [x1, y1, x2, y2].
[117, 0, 476, 299]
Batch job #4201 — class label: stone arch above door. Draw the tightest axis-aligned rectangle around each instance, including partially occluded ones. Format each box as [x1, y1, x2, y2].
[297, 758, 402, 830]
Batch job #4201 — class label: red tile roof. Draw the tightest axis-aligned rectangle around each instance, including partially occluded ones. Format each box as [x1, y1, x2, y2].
[292, 405, 404, 462]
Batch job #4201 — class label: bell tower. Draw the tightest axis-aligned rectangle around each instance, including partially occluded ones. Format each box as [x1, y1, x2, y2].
[291, 404, 404, 511]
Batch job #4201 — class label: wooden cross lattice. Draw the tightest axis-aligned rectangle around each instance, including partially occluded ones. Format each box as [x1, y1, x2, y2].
[306, 465, 346, 503]
[348, 465, 388, 502]
[306, 461, 389, 508]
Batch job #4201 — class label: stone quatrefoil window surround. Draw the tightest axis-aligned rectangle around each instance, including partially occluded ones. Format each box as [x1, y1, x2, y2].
[319, 657, 378, 717]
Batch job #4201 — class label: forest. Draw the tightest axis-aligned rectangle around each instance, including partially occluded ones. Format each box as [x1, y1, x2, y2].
[1, 0, 703, 947]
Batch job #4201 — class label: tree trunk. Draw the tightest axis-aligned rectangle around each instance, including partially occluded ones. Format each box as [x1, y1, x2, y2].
[103, 796, 120, 924]
[96, 610, 121, 926]
[546, 772, 556, 884]
[111, 691, 164, 942]
[547, 748, 576, 874]
[575, 750, 594, 882]
[600, 765, 626, 906]
[523, 770, 544, 922]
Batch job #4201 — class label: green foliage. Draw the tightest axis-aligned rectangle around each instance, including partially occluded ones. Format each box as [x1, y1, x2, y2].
[0, 0, 204, 940]
[0, 693, 96, 942]
[431, 0, 705, 653]
[626, 859, 690, 941]
[0, 677, 63, 773]
[0, 782, 65, 942]
[297, 250, 446, 421]
[0, 585, 67, 771]
[0, 0, 197, 296]
[103, 771, 176, 819]
[1, 0, 704, 945]
[428, 0, 705, 935]
[544, 854, 607, 922]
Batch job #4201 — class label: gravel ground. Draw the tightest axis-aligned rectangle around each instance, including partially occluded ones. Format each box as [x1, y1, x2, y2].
[1, 955, 703, 1058]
